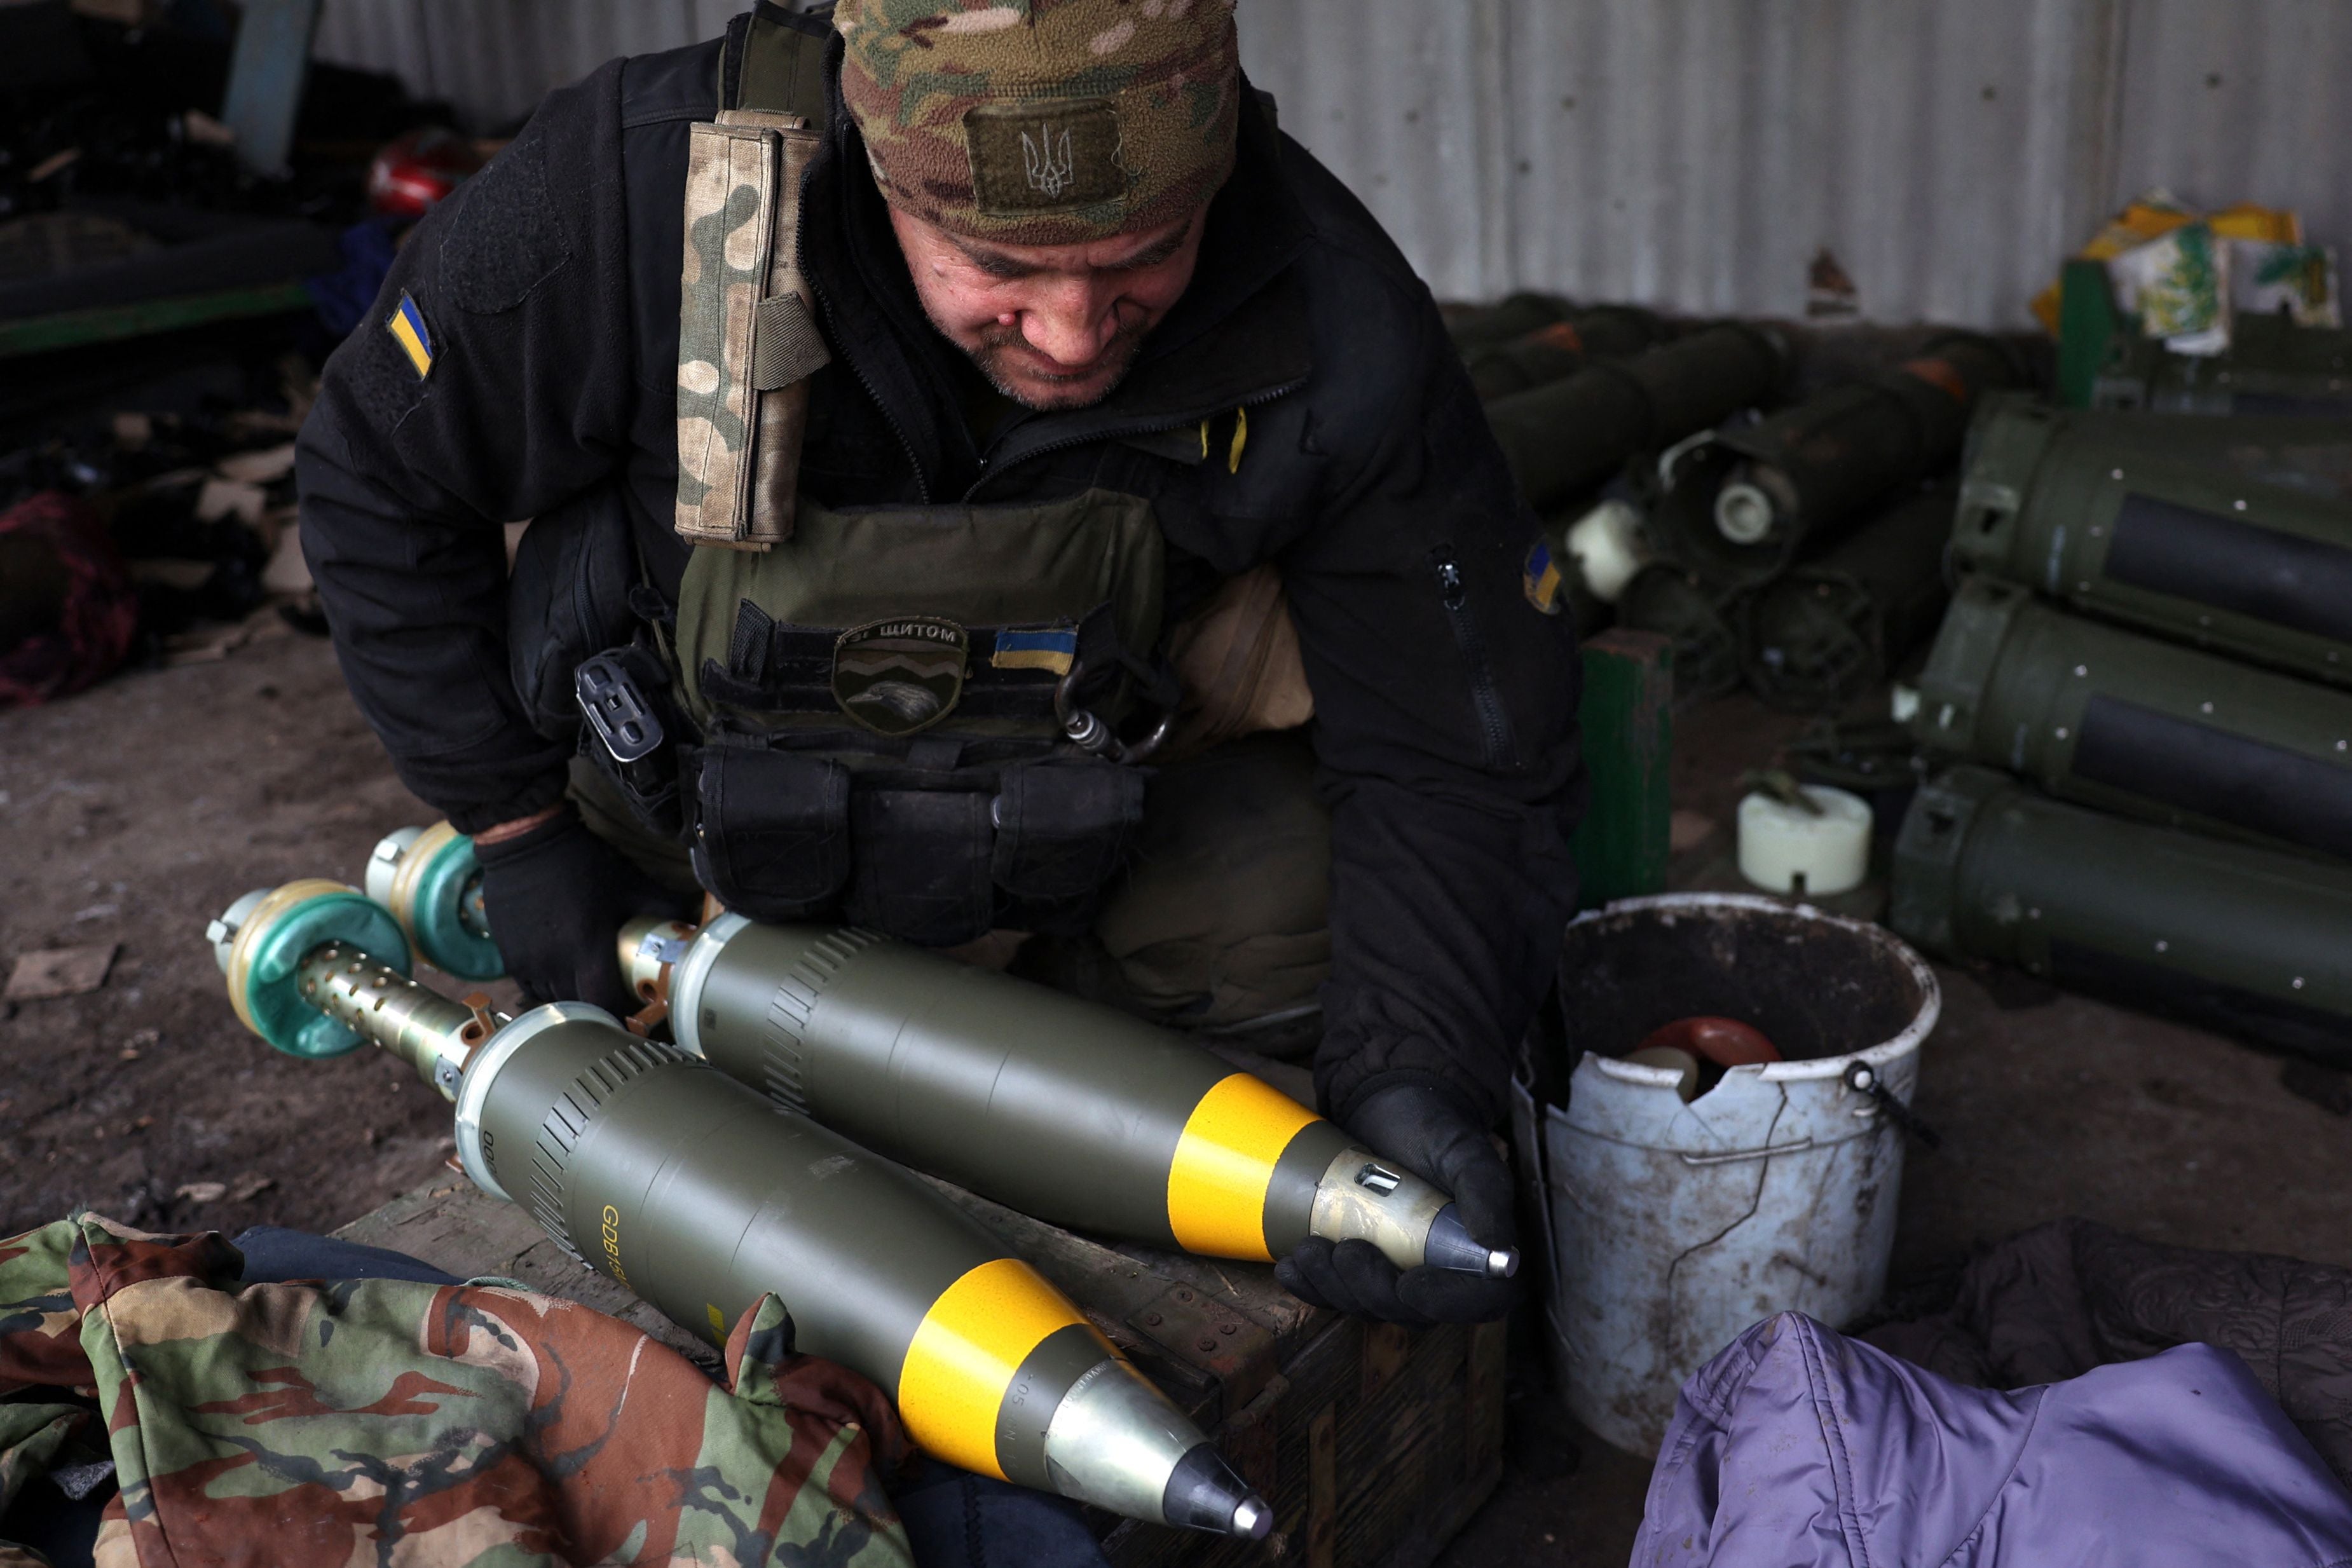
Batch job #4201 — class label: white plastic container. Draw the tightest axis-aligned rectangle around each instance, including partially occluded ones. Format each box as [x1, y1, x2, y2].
[1513, 894, 1939, 1455]
[1737, 784, 1873, 896]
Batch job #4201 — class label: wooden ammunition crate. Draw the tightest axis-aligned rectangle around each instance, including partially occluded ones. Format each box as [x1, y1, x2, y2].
[338, 1168, 1502, 1568]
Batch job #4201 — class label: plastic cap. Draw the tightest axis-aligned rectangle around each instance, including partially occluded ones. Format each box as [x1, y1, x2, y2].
[364, 826, 423, 906]
[1714, 482, 1777, 545]
[207, 888, 272, 974]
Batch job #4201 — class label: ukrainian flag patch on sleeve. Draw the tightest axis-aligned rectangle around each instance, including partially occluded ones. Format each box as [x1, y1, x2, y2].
[990, 625, 1079, 675]
[1523, 538, 1566, 615]
[386, 291, 436, 379]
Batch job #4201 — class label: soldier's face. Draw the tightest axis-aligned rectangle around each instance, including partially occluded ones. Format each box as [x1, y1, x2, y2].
[889, 204, 1207, 411]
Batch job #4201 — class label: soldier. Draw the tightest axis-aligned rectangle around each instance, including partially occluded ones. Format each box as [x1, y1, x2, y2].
[297, 0, 1580, 1325]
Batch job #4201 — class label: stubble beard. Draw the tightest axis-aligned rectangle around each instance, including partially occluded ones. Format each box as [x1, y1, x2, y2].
[966, 315, 1152, 411]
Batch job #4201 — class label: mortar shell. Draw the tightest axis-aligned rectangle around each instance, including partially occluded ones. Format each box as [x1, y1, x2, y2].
[206, 889, 1270, 1538]
[664, 916, 1515, 1280]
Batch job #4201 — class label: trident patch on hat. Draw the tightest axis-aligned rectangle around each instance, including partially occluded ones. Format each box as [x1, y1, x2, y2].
[833, 617, 969, 735]
[965, 100, 1126, 215]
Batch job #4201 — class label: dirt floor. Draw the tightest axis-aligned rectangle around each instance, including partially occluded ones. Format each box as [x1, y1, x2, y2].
[0, 625, 466, 1243]
[6, 633, 2352, 1567]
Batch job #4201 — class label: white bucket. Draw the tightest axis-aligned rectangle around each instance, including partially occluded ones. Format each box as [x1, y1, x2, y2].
[1512, 893, 1939, 1455]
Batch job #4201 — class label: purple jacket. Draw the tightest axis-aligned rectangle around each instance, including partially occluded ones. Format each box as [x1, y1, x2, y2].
[1635, 1313, 2352, 1568]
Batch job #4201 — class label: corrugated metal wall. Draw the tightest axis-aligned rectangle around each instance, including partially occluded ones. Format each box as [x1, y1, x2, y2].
[312, 0, 748, 132]
[309, 0, 2352, 330]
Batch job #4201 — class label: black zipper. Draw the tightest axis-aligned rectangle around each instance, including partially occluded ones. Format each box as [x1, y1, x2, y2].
[1431, 544, 1515, 770]
[797, 162, 931, 505]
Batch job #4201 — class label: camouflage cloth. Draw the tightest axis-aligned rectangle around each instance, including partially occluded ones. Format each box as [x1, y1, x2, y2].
[0, 1214, 915, 1568]
[833, 0, 1241, 245]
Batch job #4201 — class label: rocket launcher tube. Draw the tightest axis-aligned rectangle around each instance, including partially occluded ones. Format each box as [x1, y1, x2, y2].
[209, 885, 1271, 1539]
[373, 828, 1517, 1280]
[663, 914, 1517, 1281]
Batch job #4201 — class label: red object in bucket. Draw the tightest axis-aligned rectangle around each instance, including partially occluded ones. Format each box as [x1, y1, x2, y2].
[1635, 1016, 1781, 1068]
[368, 127, 482, 219]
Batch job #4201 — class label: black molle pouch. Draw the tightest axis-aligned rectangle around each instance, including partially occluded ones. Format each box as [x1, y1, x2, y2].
[575, 644, 687, 837]
[990, 761, 1147, 904]
[689, 746, 852, 920]
[843, 787, 997, 947]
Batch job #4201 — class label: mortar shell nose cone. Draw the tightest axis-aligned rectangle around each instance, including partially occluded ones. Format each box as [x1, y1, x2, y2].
[1423, 1204, 1516, 1277]
[1161, 1443, 1266, 1537]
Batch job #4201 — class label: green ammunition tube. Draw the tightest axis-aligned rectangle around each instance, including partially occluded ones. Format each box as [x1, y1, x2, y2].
[1743, 483, 1957, 711]
[1950, 399, 2352, 687]
[1486, 323, 1791, 513]
[650, 916, 1515, 1280]
[206, 884, 1271, 1539]
[1891, 766, 2352, 1065]
[1616, 564, 1747, 699]
[1465, 306, 1667, 402]
[1913, 578, 2352, 860]
[1648, 333, 2020, 587]
[2143, 314, 2352, 418]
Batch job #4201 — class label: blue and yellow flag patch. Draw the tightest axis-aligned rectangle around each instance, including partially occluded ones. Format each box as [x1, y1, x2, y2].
[990, 625, 1079, 675]
[386, 291, 435, 379]
[1523, 538, 1566, 615]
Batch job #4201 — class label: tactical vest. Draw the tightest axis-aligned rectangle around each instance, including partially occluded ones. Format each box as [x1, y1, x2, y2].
[589, 5, 1187, 949]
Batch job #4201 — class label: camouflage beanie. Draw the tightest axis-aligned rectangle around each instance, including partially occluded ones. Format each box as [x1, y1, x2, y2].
[834, 0, 1241, 245]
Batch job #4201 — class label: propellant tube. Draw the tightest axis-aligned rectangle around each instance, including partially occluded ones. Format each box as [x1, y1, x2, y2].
[1484, 322, 1791, 513]
[1742, 482, 1957, 711]
[1646, 332, 2021, 587]
[1913, 578, 2352, 861]
[364, 829, 1515, 1281]
[366, 821, 501, 979]
[1890, 766, 2352, 1065]
[1949, 398, 2352, 687]
[205, 882, 1271, 1539]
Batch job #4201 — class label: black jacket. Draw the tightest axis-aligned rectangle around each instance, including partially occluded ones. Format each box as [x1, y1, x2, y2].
[296, 14, 1583, 1126]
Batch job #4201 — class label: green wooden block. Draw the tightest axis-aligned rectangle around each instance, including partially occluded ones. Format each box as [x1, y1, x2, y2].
[0, 283, 315, 359]
[1573, 629, 1673, 909]
[2055, 257, 2124, 411]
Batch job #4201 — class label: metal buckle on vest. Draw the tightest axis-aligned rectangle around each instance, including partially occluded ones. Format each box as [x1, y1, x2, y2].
[1055, 653, 1173, 765]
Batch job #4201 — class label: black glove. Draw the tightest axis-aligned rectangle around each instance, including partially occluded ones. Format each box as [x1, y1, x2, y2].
[473, 808, 683, 1015]
[1274, 1081, 1519, 1325]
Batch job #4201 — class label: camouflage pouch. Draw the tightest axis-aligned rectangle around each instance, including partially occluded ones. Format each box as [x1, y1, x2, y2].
[674, 109, 832, 549]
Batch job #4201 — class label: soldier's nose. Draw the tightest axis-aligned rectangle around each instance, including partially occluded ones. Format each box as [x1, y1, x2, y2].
[1019, 282, 1120, 368]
